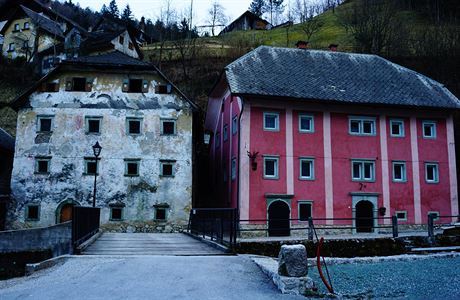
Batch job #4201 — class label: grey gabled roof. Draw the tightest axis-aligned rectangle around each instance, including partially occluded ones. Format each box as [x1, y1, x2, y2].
[0, 128, 14, 151]
[62, 51, 151, 68]
[21, 5, 64, 38]
[225, 46, 460, 109]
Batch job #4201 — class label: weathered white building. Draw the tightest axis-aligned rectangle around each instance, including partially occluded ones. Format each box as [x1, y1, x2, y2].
[9, 51, 198, 232]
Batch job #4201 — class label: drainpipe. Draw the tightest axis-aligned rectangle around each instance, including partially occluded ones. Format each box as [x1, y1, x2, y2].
[236, 96, 245, 226]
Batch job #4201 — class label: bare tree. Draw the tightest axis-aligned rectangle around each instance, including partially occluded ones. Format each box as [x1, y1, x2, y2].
[300, 16, 324, 41]
[207, 0, 227, 36]
[156, 0, 176, 69]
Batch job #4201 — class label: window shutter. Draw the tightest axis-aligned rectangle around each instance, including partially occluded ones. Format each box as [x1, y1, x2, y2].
[65, 78, 72, 91]
[166, 84, 172, 94]
[122, 79, 129, 92]
[142, 80, 149, 93]
[155, 85, 160, 94]
[85, 78, 94, 92]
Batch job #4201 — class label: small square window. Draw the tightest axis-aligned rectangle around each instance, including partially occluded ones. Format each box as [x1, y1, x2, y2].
[422, 121, 436, 139]
[35, 157, 51, 174]
[298, 202, 312, 221]
[232, 116, 238, 135]
[223, 125, 228, 141]
[264, 157, 279, 179]
[160, 160, 175, 177]
[155, 84, 172, 94]
[84, 158, 98, 175]
[299, 114, 314, 133]
[128, 42, 134, 50]
[161, 119, 176, 135]
[425, 163, 439, 183]
[264, 112, 279, 131]
[395, 211, 407, 221]
[125, 159, 140, 176]
[127, 118, 142, 135]
[155, 208, 167, 220]
[37, 116, 53, 132]
[26, 204, 40, 221]
[44, 82, 59, 92]
[8, 43, 15, 51]
[123, 79, 144, 93]
[86, 117, 102, 134]
[110, 207, 123, 221]
[119, 35, 124, 45]
[71, 77, 87, 92]
[231, 158, 237, 180]
[300, 158, 314, 180]
[392, 161, 406, 182]
[390, 120, 404, 137]
[24, 22, 29, 29]
[14, 23, 19, 31]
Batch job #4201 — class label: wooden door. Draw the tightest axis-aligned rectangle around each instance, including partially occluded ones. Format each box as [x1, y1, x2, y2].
[60, 204, 74, 223]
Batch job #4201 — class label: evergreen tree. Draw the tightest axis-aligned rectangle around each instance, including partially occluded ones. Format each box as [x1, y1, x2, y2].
[121, 4, 133, 22]
[100, 4, 108, 16]
[108, 0, 119, 18]
[249, 0, 265, 17]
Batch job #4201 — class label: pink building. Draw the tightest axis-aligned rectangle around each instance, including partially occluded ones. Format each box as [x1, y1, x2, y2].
[205, 46, 460, 236]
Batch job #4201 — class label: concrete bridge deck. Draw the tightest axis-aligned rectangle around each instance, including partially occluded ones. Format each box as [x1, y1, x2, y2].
[83, 233, 225, 256]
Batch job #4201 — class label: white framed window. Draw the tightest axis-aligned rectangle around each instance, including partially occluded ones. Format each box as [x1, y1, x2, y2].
[263, 112, 279, 131]
[392, 161, 407, 182]
[299, 114, 314, 133]
[223, 125, 228, 141]
[84, 158, 98, 175]
[263, 156, 279, 179]
[23, 22, 30, 30]
[161, 119, 176, 135]
[232, 116, 238, 135]
[35, 157, 51, 174]
[299, 158, 314, 180]
[85, 116, 102, 134]
[160, 160, 175, 177]
[349, 117, 376, 136]
[37, 115, 54, 133]
[422, 121, 436, 139]
[390, 119, 404, 137]
[395, 211, 407, 221]
[425, 162, 439, 183]
[298, 201, 313, 221]
[124, 159, 140, 176]
[231, 157, 237, 180]
[126, 117, 142, 135]
[351, 160, 375, 181]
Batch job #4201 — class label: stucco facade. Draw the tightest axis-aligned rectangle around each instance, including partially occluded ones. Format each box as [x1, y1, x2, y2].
[206, 46, 460, 236]
[9, 54, 195, 232]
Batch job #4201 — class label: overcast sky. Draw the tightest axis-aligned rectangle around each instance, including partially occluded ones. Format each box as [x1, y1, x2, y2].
[72, 0, 255, 27]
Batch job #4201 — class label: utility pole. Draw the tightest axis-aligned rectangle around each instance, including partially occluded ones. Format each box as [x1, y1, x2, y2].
[189, 0, 193, 39]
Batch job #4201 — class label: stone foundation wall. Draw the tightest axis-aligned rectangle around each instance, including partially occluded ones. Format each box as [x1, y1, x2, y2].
[101, 220, 187, 233]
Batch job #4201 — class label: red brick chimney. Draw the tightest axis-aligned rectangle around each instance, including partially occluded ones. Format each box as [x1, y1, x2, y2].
[295, 41, 309, 49]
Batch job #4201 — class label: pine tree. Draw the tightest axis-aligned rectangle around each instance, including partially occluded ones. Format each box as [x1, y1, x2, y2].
[100, 4, 108, 16]
[249, 0, 265, 17]
[108, 0, 119, 18]
[121, 4, 133, 22]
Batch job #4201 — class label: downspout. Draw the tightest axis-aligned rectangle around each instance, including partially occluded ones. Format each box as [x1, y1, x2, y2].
[236, 96, 245, 224]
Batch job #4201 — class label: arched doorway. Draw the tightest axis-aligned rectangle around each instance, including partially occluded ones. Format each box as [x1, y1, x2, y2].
[355, 200, 374, 232]
[56, 200, 79, 224]
[268, 200, 290, 236]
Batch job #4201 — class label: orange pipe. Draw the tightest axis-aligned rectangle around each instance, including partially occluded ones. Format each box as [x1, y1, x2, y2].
[316, 237, 334, 294]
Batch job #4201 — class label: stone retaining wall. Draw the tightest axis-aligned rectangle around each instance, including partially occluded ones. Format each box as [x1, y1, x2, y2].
[0, 222, 72, 256]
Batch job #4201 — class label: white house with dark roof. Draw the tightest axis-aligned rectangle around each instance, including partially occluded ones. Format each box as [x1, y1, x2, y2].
[206, 46, 460, 236]
[8, 51, 197, 232]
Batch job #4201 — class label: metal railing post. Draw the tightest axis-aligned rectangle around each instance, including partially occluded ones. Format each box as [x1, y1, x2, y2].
[308, 217, 314, 241]
[428, 213, 435, 239]
[392, 215, 398, 238]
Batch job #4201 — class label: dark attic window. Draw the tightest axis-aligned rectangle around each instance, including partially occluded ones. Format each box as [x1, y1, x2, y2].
[45, 82, 59, 92]
[129, 79, 142, 93]
[155, 84, 172, 94]
[72, 77, 87, 91]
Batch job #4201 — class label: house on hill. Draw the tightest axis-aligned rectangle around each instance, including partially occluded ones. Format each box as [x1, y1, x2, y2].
[219, 11, 271, 35]
[206, 46, 460, 236]
[8, 51, 197, 232]
[0, 128, 14, 231]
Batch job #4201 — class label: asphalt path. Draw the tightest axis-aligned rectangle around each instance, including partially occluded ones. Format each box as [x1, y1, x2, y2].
[0, 255, 305, 300]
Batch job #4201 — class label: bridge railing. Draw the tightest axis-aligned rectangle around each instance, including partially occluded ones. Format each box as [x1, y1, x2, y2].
[72, 206, 100, 249]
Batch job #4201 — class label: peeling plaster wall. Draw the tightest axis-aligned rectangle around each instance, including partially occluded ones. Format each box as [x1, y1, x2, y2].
[9, 71, 193, 232]
[111, 31, 139, 59]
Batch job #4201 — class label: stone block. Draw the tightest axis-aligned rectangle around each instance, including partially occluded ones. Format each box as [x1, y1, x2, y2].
[278, 244, 308, 277]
